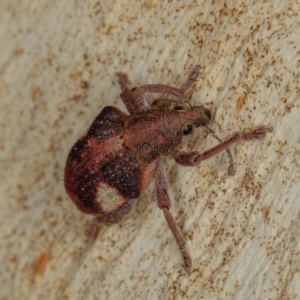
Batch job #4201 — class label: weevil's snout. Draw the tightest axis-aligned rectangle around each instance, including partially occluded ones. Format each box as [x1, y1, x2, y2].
[191, 106, 211, 127]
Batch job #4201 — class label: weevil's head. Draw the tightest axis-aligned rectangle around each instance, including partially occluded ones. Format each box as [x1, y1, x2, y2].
[170, 105, 212, 136]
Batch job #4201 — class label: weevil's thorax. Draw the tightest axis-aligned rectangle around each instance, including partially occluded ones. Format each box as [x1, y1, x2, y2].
[123, 106, 211, 165]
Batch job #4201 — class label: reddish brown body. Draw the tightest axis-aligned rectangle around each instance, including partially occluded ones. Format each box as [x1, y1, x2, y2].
[64, 66, 271, 272]
[65, 105, 210, 216]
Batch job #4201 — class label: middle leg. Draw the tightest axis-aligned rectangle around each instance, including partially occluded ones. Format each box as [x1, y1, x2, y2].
[155, 160, 192, 273]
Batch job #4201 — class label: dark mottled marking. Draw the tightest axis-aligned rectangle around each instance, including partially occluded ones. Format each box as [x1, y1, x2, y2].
[102, 147, 141, 199]
[66, 138, 89, 165]
[71, 167, 101, 213]
[88, 106, 126, 139]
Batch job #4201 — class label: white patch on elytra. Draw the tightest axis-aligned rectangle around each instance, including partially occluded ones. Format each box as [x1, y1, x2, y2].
[96, 183, 125, 213]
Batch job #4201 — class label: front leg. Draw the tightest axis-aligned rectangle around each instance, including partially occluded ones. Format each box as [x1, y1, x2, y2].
[155, 160, 192, 273]
[116, 65, 201, 114]
[172, 126, 272, 168]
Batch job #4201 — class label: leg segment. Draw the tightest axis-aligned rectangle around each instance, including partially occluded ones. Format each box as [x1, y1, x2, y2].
[116, 65, 201, 114]
[204, 125, 234, 175]
[84, 198, 136, 242]
[152, 98, 192, 109]
[180, 65, 201, 93]
[116, 72, 150, 114]
[172, 126, 272, 166]
[155, 160, 192, 272]
[98, 198, 136, 224]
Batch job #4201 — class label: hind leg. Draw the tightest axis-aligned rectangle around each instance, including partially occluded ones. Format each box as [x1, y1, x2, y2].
[84, 198, 136, 242]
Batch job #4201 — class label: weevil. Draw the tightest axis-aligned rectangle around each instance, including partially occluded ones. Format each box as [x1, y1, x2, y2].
[64, 66, 271, 272]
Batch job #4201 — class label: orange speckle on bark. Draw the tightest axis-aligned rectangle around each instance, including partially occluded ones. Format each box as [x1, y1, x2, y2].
[15, 48, 24, 56]
[31, 87, 42, 101]
[34, 252, 51, 275]
[263, 205, 269, 219]
[237, 96, 245, 110]
[146, 0, 155, 10]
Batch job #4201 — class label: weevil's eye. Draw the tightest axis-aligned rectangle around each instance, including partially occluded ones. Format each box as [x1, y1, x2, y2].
[174, 106, 184, 110]
[204, 108, 211, 119]
[183, 125, 193, 135]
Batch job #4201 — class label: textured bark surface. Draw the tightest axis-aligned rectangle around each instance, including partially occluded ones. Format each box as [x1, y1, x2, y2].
[1, 1, 300, 299]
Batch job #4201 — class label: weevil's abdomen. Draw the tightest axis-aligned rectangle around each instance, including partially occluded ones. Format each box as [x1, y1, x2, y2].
[64, 106, 154, 216]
